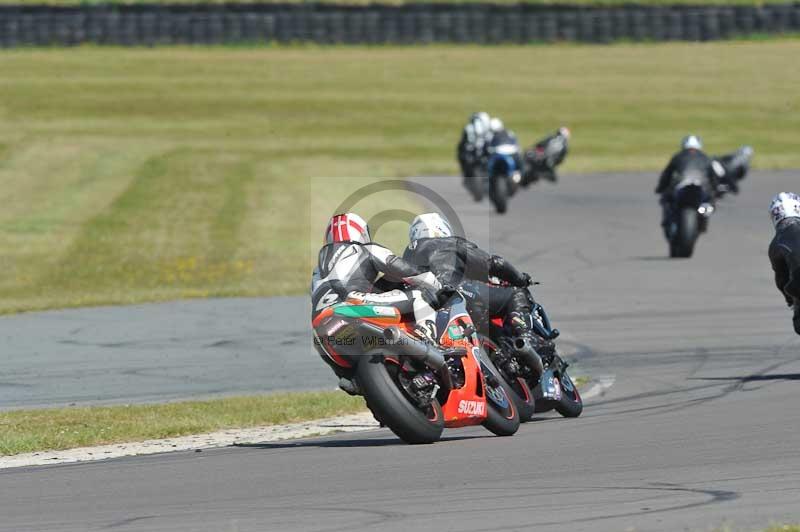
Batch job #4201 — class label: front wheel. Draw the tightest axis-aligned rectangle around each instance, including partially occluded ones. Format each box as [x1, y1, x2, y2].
[480, 359, 520, 436]
[357, 355, 444, 444]
[554, 371, 583, 418]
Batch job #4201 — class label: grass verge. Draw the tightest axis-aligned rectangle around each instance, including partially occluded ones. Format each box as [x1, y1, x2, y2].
[1, 41, 798, 313]
[0, 391, 365, 456]
[0, 377, 596, 456]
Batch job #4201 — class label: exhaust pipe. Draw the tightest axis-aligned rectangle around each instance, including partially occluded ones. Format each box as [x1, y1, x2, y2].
[513, 336, 545, 378]
[383, 327, 453, 391]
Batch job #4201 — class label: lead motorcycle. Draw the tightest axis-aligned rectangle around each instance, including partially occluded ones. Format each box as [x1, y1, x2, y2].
[477, 284, 583, 421]
[522, 127, 570, 186]
[312, 288, 520, 444]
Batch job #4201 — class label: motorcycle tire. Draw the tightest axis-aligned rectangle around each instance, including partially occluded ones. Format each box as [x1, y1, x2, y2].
[509, 377, 536, 422]
[489, 175, 508, 214]
[465, 174, 484, 202]
[357, 355, 444, 444]
[480, 358, 520, 436]
[481, 340, 535, 422]
[553, 371, 583, 418]
[670, 207, 698, 258]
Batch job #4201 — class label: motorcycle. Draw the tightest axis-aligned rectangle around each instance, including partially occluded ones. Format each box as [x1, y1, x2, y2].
[478, 285, 583, 421]
[486, 143, 522, 214]
[312, 288, 520, 444]
[664, 169, 714, 259]
[522, 127, 570, 186]
[713, 145, 754, 195]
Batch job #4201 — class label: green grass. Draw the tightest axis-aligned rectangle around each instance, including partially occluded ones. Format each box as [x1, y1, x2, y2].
[0, 391, 365, 456]
[0, 41, 799, 313]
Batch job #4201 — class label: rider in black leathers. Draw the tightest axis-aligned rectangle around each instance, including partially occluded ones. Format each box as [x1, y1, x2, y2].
[402, 213, 550, 358]
[768, 193, 800, 334]
[655, 135, 719, 229]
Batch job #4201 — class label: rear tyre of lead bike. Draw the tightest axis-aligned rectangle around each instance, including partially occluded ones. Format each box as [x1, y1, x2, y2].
[489, 174, 508, 214]
[554, 372, 583, 418]
[357, 355, 444, 444]
[481, 359, 520, 436]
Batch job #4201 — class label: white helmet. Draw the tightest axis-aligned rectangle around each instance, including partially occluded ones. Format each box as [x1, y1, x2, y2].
[473, 112, 490, 129]
[325, 212, 370, 244]
[681, 135, 703, 151]
[769, 192, 800, 228]
[409, 213, 453, 243]
[489, 118, 504, 132]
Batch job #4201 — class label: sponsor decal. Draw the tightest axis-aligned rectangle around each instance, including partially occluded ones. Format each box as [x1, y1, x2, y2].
[447, 325, 464, 340]
[371, 306, 397, 317]
[457, 400, 486, 416]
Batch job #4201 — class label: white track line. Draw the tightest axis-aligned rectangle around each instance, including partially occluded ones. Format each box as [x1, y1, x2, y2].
[0, 412, 380, 470]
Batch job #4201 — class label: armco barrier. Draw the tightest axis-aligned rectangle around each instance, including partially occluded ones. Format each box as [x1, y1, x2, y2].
[1, 3, 799, 47]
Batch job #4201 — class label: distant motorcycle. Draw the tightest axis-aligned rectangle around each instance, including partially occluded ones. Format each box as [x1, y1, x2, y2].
[713, 145, 753, 195]
[478, 284, 583, 421]
[522, 127, 570, 186]
[664, 145, 753, 258]
[664, 168, 714, 258]
[487, 143, 522, 214]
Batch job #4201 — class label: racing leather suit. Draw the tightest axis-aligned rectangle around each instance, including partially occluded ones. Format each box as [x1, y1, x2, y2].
[311, 242, 441, 377]
[656, 148, 718, 228]
[768, 218, 800, 334]
[402, 237, 542, 348]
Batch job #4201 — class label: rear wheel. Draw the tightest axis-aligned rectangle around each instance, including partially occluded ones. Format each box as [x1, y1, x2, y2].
[465, 173, 483, 202]
[357, 355, 444, 444]
[489, 174, 509, 214]
[482, 341, 535, 422]
[553, 371, 583, 418]
[670, 207, 698, 258]
[480, 359, 520, 436]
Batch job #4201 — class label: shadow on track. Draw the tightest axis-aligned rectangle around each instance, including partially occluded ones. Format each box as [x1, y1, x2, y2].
[235, 434, 482, 450]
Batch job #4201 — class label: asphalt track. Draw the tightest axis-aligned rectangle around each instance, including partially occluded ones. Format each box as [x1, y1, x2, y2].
[0, 297, 330, 409]
[3, 170, 800, 531]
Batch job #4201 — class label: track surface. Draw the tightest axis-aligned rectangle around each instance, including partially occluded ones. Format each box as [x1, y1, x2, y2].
[3, 170, 800, 531]
[0, 297, 328, 409]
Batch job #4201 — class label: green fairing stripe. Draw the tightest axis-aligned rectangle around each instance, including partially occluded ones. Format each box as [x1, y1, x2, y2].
[334, 305, 393, 319]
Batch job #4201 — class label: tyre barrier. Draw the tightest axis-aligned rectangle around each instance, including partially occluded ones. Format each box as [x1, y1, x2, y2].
[1, 3, 799, 47]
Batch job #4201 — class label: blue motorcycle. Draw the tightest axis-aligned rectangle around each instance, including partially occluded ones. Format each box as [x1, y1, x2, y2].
[486, 143, 522, 214]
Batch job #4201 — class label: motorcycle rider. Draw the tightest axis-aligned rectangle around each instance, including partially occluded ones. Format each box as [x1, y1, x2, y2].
[655, 135, 720, 230]
[486, 118, 524, 182]
[311, 212, 442, 394]
[402, 212, 551, 362]
[457, 112, 491, 181]
[768, 193, 800, 334]
[523, 126, 570, 184]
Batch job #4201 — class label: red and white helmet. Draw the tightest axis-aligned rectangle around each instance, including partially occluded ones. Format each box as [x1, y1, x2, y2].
[325, 213, 371, 244]
[769, 192, 800, 229]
